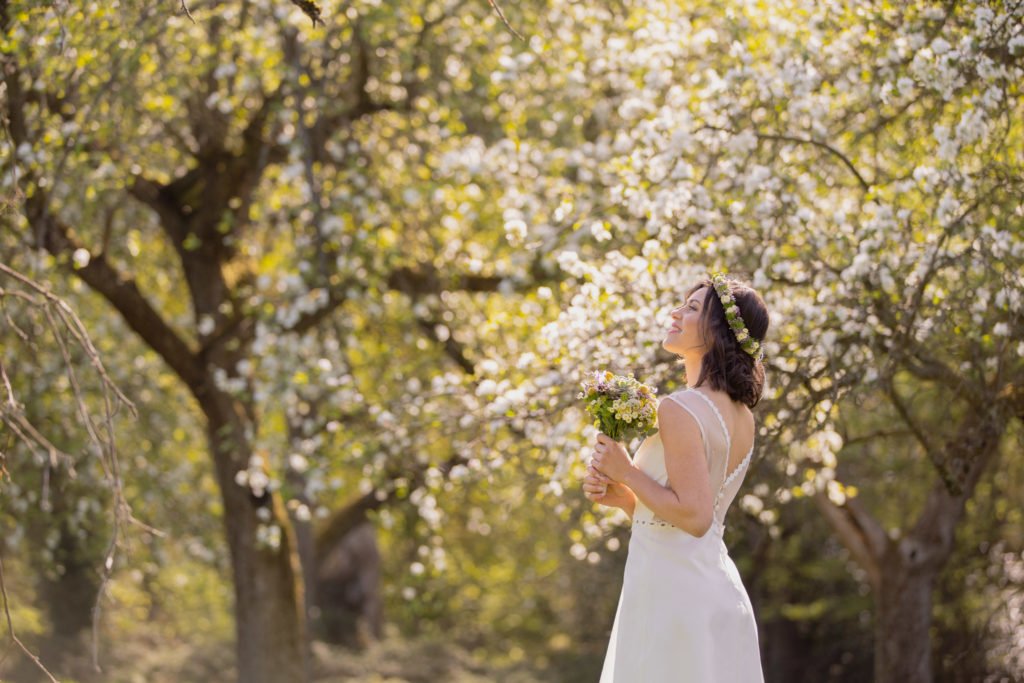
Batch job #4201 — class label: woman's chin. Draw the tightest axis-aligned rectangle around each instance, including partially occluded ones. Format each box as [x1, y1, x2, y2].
[663, 338, 688, 356]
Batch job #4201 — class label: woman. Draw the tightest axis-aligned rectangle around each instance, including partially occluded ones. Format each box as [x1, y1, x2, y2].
[584, 273, 769, 682]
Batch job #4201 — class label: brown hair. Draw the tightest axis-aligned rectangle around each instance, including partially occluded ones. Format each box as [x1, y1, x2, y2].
[684, 276, 770, 409]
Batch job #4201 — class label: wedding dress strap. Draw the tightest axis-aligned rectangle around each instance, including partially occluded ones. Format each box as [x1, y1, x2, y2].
[685, 389, 731, 454]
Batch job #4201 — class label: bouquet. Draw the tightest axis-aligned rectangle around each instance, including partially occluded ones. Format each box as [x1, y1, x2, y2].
[577, 371, 660, 443]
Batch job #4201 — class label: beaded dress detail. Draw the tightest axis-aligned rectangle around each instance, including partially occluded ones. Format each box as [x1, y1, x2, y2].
[599, 389, 764, 682]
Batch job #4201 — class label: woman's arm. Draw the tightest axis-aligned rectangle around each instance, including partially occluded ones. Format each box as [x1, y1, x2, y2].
[584, 465, 638, 519]
[613, 483, 638, 520]
[626, 398, 714, 535]
[621, 467, 709, 534]
[621, 487, 637, 519]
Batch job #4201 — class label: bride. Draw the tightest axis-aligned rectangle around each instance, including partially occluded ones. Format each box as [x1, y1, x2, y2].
[584, 273, 769, 682]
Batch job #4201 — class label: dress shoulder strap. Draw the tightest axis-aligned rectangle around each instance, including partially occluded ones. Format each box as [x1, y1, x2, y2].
[663, 391, 717, 471]
[684, 389, 732, 455]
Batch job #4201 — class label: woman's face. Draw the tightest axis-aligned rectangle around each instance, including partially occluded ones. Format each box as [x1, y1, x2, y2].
[662, 286, 709, 356]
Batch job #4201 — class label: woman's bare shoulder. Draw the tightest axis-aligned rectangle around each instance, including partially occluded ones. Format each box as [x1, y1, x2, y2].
[691, 387, 755, 429]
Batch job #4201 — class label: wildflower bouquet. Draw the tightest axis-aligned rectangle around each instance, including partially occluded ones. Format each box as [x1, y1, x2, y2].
[577, 371, 659, 443]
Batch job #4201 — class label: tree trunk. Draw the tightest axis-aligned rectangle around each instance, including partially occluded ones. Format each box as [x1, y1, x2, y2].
[875, 547, 936, 683]
[204, 398, 309, 683]
[285, 421, 317, 631]
[315, 520, 383, 646]
[36, 526, 99, 676]
[290, 489, 317, 628]
[816, 401, 1009, 683]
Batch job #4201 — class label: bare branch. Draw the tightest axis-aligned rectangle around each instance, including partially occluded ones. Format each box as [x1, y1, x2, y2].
[0, 262, 137, 672]
[0, 408, 74, 469]
[487, 0, 527, 42]
[0, 262, 137, 419]
[417, 317, 474, 375]
[0, 552, 59, 683]
[698, 124, 871, 191]
[26, 211, 205, 389]
[179, 0, 196, 22]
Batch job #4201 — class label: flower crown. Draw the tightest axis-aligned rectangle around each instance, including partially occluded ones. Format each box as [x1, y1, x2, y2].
[711, 272, 764, 362]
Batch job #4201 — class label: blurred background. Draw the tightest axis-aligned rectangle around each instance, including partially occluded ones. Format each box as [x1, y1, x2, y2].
[1, 0, 1022, 681]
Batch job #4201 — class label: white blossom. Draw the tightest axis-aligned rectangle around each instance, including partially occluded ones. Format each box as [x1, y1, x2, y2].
[72, 248, 91, 269]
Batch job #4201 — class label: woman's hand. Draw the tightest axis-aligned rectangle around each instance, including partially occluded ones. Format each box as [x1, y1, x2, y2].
[583, 464, 609, 501]
[590, 433, 634, 483]
[583, 464, 635, 510]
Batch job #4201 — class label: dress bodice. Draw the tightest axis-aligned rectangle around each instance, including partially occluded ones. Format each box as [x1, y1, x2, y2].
[631, 389, 754, 535]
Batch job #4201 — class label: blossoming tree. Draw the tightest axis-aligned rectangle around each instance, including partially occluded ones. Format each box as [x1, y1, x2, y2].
[3, 0, 1021, 679]
[507, 1, 1023, 680]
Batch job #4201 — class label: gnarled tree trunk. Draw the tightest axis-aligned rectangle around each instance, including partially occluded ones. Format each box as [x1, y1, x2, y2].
[202, 392, 308, 683]
[814, 402, 1009, 683]
[874, 542, 937, 682]
[315, 520, 383, 646]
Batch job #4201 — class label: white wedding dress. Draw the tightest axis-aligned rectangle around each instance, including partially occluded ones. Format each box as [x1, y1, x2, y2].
[599, 388, 765, 682]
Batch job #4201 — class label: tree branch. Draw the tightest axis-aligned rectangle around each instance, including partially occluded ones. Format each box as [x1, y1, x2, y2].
[909, 403, 1007, 562]
[881, 375, 941, 462]
[0, 552, 59, 683]
[287, 286, 351, 336]
[314, 452, 469, 574]
[757, 132, 871, 191]
[698, 124, 871, 191]
[26, 207, 205, 390]
[386, 263, 509, 295]
[812, 491, 883, 592]
[416, 317, 474, 375]
[2, 37, 206, 393]
[486, 0, 526, 42]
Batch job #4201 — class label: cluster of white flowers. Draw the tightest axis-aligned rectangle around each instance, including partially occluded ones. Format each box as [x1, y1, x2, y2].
[609, 395, 655, 425]
[255, 523, 281, 551]
[409, 488, 443, 529]
[285, 498, 313, 523]
[234, 453, 277, 499]
[274, 287, 329, 329]
[504, 217, 528, 246]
